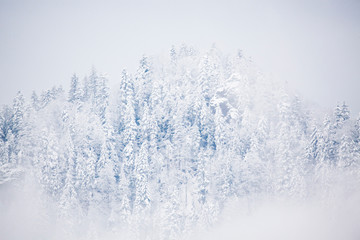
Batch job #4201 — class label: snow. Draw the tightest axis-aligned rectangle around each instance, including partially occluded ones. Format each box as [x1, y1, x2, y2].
[0, 46, 360, 239]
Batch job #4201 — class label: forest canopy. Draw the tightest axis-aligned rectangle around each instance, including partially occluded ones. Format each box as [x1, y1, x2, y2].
[1, 46, 360, 240]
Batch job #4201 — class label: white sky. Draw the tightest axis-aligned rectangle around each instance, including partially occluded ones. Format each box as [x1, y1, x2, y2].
[1, 0, 360, 114]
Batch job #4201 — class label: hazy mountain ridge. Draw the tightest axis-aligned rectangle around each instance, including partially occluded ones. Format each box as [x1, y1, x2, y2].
[1, 46, 360, 240]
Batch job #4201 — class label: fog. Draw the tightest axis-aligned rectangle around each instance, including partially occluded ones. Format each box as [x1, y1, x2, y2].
[1, 0, 360, 113]
[1, 172, 360, 240]
[197, 194, 360, 240]
[1, 1, 360, 239]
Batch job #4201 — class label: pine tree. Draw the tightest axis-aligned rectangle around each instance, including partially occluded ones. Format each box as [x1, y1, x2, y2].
[68, 74, 83, 103]
[307, 126, 320, 164]
[170, 45, 177, 64]
[135, 55, 153, 113]
[31, 91, 39, 110]
[338, 135, 357, 168]
[12, 91, 25, 136]
[334, 102, 350, 129]
[88, 67, 98, 103]
[352, 115, 360, 144]
[134, 141, 151, 214]
[93, 139, 116, 218]
[0, 106, 13, 143]
[94, 74, 109, 124]
[59, 148, 82, 228]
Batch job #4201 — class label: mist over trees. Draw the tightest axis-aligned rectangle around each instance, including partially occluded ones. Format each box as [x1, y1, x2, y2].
[1, 46, 360, 240]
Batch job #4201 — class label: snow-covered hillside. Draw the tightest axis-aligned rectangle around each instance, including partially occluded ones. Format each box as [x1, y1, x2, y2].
[1, 46, 360, 240]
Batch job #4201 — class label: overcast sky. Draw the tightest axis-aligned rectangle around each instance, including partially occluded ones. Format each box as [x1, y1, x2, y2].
[1, 0, 360, 114]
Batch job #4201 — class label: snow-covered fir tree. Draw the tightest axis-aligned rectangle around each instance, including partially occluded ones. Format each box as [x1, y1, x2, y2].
[1, 46, 360, 240]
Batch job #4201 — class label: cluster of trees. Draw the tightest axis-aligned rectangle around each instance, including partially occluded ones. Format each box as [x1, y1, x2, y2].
[1, 45, 359, 239]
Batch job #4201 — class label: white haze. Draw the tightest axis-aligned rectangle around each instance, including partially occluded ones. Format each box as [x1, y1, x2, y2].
[196, 178, 360, 240]
[2, 173, 360, 240]
[1, 0, 360, 238]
